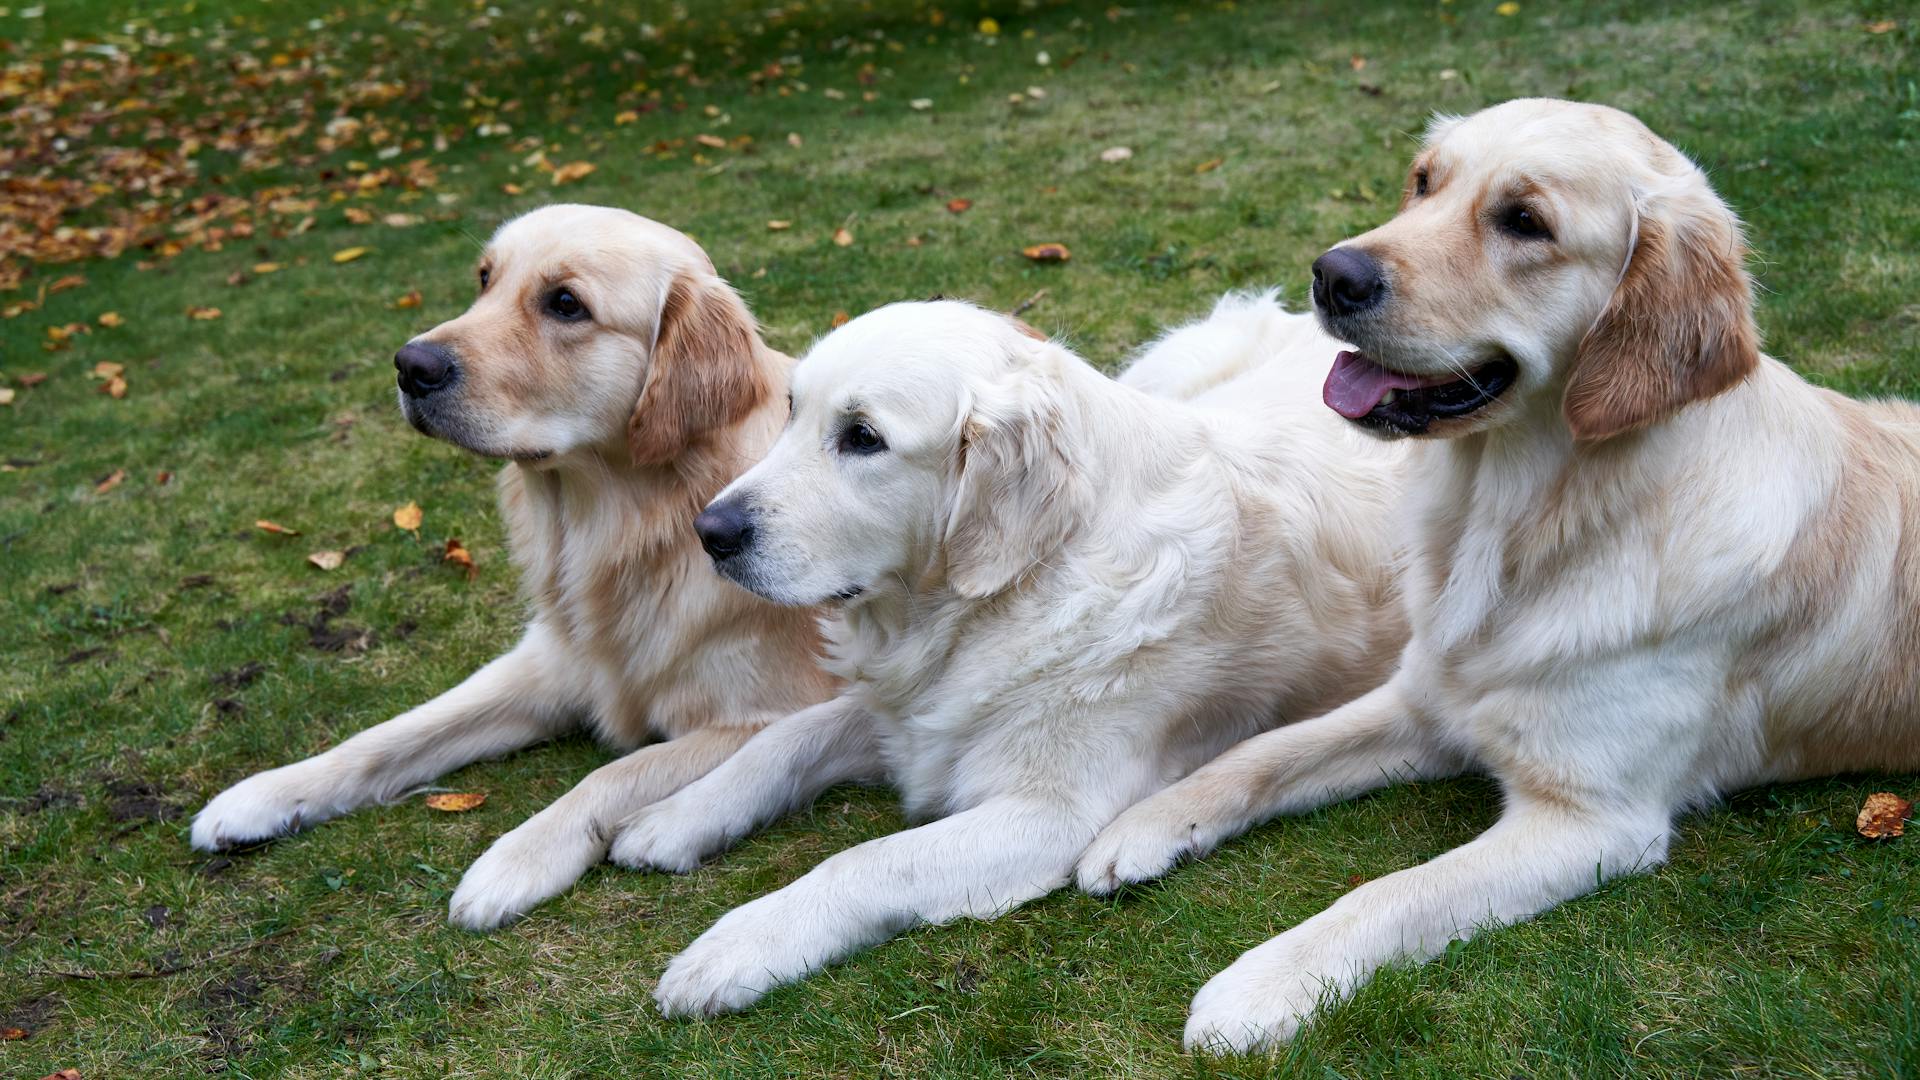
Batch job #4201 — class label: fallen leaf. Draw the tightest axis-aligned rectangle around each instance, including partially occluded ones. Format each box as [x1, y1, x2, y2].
[787, 132, 804, 148]
[101, 374, 128, 398]
[614, 109, 641, 125]
[1021, 242, 1072, 263]
[252, 262, 283, 274]
[1, 1026, 25, 1040]
[1100, 146, 1133, 163]
[978, 16, 1001, 35]
[332, 247, 371, 264]
[394, 289, 422, 309]
[48, 274, 86, 294]
[19, 372, 49, 387]
[425, 791, 486, 812]
[946, 198, 973, 213]
[1194, 157, 1224, 174]
[154, 470, 173, 485]
[308, 550, 346, 571]
[187, 305, 222, 320]
[833, 227, 855, 247]
[393, 501, 423, 533]
[226, 270, 251, 286]
[1496, 0, 1520, 13]
[255, 520, 300, 536]
[1857, 792, 1911, 839]
[694, 133, 727, 149]
[501, 182, 526, 195]
[97, 311, 124, 327]
[39, 1071, 81, 1080]
[94, 469, 126, 494]
[551, 161, 597, 185]
[343, 206, 373, 225]
[0, 388, 15, 406]
[767, 219, 792, 231]
[910, 98, 933, 111]
[382, 213, 423, 228]
[1351, 55, 1368, 71]
[444, 537, 477, 580]
[1866, 19, 1898, 33]
[93, 361, 125, 379]
[831, 311, 851, 328]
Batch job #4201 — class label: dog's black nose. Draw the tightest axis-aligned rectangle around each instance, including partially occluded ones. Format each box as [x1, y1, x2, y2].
[395, 341, 457, 398]
[1311, 247, 1386, 317]
[695, 499, 754, 561]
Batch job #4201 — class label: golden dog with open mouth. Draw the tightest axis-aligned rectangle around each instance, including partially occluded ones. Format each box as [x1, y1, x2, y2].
[1078, 98, 1920, 1051]
[193, 205, 837, 930]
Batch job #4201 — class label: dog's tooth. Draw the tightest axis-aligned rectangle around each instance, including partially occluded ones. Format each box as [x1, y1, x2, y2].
[1380, 389, 1397, 407]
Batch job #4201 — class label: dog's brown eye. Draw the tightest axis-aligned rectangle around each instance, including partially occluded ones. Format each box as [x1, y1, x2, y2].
[478, 267, 491, 291]
[1414, 169, 1429, 197]
[545, 288, 589, 321]
[839, 420, 886, 455]
[1500, 205, 1552, 241]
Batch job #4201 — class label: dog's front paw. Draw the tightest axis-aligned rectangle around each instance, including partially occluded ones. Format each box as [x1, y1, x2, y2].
[654, 901, 806, 1017]
[1183, 936, 1340, 1054]
[448, 814, 604, 931]
[608, 797, 728, 874]
[190, 768, 329, 851]
[1075, 799, 1214, 895]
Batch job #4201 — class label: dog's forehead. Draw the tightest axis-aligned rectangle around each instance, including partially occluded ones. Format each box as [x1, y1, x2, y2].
[1433, 99, 1656, 183]
[793, 302, 1010, 413]
[484, 205, 707, 276]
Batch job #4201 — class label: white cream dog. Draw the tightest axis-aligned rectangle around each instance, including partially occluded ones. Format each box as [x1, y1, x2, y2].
[1077, 98, 1920, 1051]
[610, 295, 1410, 1016]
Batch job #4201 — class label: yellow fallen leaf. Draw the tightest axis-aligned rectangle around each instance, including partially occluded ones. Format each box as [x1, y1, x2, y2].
[1194, 157, 1223, 174]
[252, 262, 283, 274]
[502, 182, 526, 195]
[425, 791, 487, 812]
[551, 161, 597, 185]
[767, 220, 792, 231]
[1866, 19, 1897, 32]
[94, 469, 126, 494]
[1496, 1, 1519, 13]
[48, 274, 86, 294]
[343, 206, 373, 224]
[394, 289, 423, 309]
[444, 537, 478, 580]
[1858, 792, 1911, 840]
[332, 247, 371, 264]
[1021, 242, 1072, 263]
[0, 388, 13, 406]
[393, 500, 423, 532]
[255, 519, 300, 536]
[92, 361, 125, 379]
[187, 305, 222, 321]
[101, 375, 128, 399]
[614, 109, 640, 125]
[307, 550, 345, 571]
[978, 16, 1001, 35]
[833, 227, 855, 247]
[97, 311, 124, 327]
[694, 133, 727, 149]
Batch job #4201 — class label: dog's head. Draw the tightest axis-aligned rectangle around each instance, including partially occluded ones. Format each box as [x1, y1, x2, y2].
[395, 203, 768, 465]
[693, 300, 1085, 607]
[1311, 97, 1758, 441]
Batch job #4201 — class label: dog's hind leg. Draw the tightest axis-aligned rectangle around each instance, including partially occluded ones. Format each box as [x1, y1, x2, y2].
[191, 623, 579, 851]
[1075, 678, 1466, 895]
[447, 721, 764, 930]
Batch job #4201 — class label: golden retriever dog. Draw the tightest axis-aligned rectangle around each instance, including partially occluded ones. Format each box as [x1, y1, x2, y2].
[192, 204, 837, 930]
[607, 295, 1410, 1016]
[1077, 98, 1920, 1051]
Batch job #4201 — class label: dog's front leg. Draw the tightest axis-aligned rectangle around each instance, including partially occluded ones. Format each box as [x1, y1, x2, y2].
[608, 695, 879, 873]
[652, 797, 1094, 1017]
[1183, 800, 1672, 1053]
[1077, 678, 1463, 894]
[448, 723, 762, 930]
[192, 624, 578, 850]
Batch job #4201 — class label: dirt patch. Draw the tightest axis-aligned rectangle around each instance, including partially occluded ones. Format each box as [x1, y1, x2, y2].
[281, 584, 374, 655]
[210, 662, 266, 689]
[104, 779, 183, 823]
[0, 992, 63, 1040]
[7, 783, 81, 815]
[57, 646, 114, 666]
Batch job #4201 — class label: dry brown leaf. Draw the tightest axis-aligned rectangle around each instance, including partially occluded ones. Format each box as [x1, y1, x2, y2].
[1194, 158, 1223, 174]
[694, 133, 727, 148]
[444, 537, 477, 580]
[551, 161, 597, 185]
[1866, 19, 1898, 32]
[40, 1070, 81, 1080]
[501, 182, 526, 196]
[343, 206, 374, 225]
[101, 375, 128, 398]
[154, 470, 173, 486]
[187, 305, 222, 320]
[255, 519, 300, 536]
[946, 198, 973, 213]
[97, 311, 124, 327]
[614, 109, 641, 125]
[425, 791, 486, 812]
[1021, 242, 1072, 263]
[94, 469, 126, 494]
[383, 213, 423, 228]
[767, 220, 792, 231]
[226, 270, 251, 287]
[19, 372, 48, 387]
[1857, 792, 1911, 840]
[307, 550, 345, 571]
[393, 501, 423, 532]
[332, 247, 371, 264]
[48, 274, 86, 294]
[832, 227, 855, 247]
[2, 1026, 26, 1040]
[394, 289, 423, 309]
[830, 311, 851, 328]
[93, 361, 125, 379]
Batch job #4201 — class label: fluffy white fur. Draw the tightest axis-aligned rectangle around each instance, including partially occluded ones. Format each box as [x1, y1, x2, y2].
[613, 294, 1411, 1016]
[191, 206, 836, 930]
[1078, 99, 1920, 1051]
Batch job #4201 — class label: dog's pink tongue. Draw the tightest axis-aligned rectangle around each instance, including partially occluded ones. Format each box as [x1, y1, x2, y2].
[1323, 350, 1427, 419]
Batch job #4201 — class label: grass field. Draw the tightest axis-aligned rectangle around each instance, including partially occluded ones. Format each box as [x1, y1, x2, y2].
[3, 0, 1918, 1076]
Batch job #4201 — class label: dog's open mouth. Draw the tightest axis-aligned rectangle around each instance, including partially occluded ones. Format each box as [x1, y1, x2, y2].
[1322, 350, 1518, 435]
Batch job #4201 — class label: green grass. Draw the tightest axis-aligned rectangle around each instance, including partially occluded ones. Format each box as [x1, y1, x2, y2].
[3, 0, 1918, 1076]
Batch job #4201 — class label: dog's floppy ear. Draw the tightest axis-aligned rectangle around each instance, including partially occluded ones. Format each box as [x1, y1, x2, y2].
[629, 272, 768, 466]
[943, 358, 1086, 600]
[1562, 190, 1760, 441]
